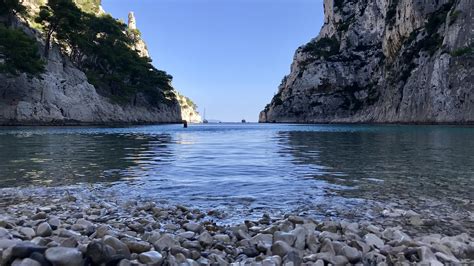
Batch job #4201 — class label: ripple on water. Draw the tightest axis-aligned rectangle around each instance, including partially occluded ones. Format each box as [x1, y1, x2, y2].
[0, 124, 473, 232]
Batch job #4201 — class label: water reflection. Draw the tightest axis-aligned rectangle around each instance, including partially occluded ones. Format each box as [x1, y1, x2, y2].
[280, 126, 474, 232]
[0, 132, 174, 186]
[282, 127, 474, 199]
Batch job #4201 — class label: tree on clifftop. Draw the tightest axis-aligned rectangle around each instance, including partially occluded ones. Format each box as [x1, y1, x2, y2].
[33, 0, 175, 105]
[34, 0, 82, 57]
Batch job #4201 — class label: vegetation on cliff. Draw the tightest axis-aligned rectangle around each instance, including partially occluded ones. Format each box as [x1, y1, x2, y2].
[1, 0, 174, 106]
[74, 0, 101, 13]
[33, 0, 174, 105]
[0, 0, 44, 75]
[0, 25, 44, 75]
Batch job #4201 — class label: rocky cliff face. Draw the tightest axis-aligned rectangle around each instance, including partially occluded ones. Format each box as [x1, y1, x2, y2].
[260, 0, 473, 124]
[0, 1, 200, 125]
[0, 44, 182, 125]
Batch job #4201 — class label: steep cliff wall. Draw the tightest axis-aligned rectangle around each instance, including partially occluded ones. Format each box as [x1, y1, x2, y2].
[0, 1, 200, 125]
[260, 0, 473, 124]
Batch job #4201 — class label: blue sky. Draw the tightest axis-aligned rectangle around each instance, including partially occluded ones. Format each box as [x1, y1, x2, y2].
[103, 0, 324, 122]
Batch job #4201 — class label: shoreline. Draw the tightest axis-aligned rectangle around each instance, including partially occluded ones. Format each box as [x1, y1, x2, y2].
[0, 187, 472, 265]
[1, 122, 474, 127]
[258, 121, 474, 126]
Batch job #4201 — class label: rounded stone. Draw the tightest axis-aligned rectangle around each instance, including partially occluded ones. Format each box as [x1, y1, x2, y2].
[271, 241, 293, 257]
[198, 232, 213, 246]
[342, 245, 362, 263]
[11, 243, 47, 258]
[36, 222, 52, 237]
[103, 236, 131, 258]
[47, 217, 61, 230]
[0, 239, 21, 250]
[19, 227, 36, 240]
[31, 212, 47, 220]
[45, 247, 83, 266]
[214, 234, 231, 243]
[183, 222, 202, 233]
[86, 241, 116, 264]
[153, 234, 179, 252]
[364, 233, 384, 249]
[138, 251, 163, 264]
[122, 239, 151, 254]
[17, 258, 41, 266]
[0, 227, 11, 239]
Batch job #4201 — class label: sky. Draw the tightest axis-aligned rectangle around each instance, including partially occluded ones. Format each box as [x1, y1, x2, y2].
[103, 0, 324, 122]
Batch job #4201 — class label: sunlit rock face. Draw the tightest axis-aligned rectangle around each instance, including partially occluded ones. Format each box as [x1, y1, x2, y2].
[127, 11, 150, 58]
[175, 92, 202, 123]
[260, 0, 474, 124]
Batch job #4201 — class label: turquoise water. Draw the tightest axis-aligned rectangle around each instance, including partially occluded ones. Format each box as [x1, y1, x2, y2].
[0, 124, 473, 228]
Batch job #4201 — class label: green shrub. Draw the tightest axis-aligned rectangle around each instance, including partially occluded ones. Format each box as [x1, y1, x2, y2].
[451, 45, 473, 57]
[302, 37, 340, 58]
[185, 97, 197, 110]
[0, 25, 44, 75]
[73, 0, 101, 13]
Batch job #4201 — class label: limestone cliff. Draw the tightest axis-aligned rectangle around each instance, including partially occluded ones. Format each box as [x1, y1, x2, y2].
[260, 0, 473, 124]
[0, 1, 200, 125]
[124, 11, 201, 123]
[0, 44, 182, 125]
[175, 92, 202, 123]
[127, 11, 149, 58]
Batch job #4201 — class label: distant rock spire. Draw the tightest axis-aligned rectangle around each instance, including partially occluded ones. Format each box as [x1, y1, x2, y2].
[128, 11, 137, 30]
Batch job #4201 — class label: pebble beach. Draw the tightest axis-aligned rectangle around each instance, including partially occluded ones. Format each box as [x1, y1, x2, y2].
[0, 186, 472, 265]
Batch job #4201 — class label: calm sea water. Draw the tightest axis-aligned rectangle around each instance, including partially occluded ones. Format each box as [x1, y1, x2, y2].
[0, 124, 473, 226]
